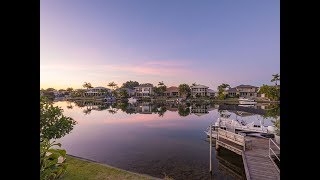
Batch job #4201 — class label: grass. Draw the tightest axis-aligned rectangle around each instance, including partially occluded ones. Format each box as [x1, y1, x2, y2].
[62, 155, 158, 180]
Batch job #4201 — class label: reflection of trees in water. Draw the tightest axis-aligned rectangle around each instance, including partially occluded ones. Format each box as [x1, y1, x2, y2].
[157, 106, 167, 117]
[263, 104, 280, 119]
[83, 108, 92, 115]
[108, 109, 118, 114]
[69, 100, 222, 117]
[41, 97, 77, 141]
[151, 103, 167, 117]
[216, 149, 246, 180]
[108, 103, 118, 114]
[178, 106, 190, 117]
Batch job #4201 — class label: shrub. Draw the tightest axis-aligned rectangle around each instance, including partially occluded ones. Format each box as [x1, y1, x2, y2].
[40, 139, 67, 180]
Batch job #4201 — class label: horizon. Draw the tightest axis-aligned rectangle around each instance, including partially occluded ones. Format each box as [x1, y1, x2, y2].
[41, 0, 279, 90]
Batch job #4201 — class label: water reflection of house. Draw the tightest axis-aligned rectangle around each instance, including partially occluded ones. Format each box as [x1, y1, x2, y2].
[135, 103, 152, 114]
[166, 103, 178, 112]
[190, 104, 210, 116]
[84, 87, 111, 97]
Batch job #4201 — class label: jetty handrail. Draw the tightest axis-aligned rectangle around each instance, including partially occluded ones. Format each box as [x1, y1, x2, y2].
[268, 138, 280, 171]
[217, 128, 248, 150]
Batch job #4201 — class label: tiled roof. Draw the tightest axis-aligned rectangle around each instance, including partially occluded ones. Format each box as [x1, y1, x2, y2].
[227, 88, 238, 92]
[190, 85, 209, 88]
[236, 85, 258, 88]
[165, 86, 178, 92]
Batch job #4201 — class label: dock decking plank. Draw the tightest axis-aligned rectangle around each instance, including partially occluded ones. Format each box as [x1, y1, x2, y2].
[216, 130, 280, 180]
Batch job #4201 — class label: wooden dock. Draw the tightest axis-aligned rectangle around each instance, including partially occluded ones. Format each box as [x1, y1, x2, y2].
[215, 129, 280, 180]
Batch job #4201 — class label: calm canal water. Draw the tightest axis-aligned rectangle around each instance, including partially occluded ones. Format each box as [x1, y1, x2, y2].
[55, 100, 277, 180]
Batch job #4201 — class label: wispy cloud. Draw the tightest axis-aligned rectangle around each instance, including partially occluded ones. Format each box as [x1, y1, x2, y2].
[41, 60, 192, 77]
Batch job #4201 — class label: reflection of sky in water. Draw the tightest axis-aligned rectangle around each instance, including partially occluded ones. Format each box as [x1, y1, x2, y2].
[55, 101, 277, 179]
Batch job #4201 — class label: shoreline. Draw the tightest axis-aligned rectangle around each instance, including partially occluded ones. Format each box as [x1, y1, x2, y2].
[64, 97, 279, 104]
[64, 154, 161, 180]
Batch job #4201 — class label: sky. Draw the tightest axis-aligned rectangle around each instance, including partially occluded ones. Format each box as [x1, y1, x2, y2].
[41, 0, 279, 90]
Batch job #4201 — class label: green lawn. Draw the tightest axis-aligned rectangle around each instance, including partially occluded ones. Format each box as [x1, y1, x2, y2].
[62, 155, 158, 180]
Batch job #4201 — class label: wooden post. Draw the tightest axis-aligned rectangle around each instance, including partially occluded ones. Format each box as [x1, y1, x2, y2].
[216, 128, 219, 150]
[209, 123, 212, 173]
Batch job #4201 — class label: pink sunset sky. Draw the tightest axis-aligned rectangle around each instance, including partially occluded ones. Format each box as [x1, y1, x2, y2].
[41, 0, 279, 90]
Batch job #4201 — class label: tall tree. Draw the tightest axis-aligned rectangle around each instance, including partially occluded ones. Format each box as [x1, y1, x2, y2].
[82, 82, 93, 89]
[119, 89, 129, 98]
[217, 83, 230, 100]
[192, 82, 197, 86]
[258, 84, 280, 101]
[108, 81, 118, 90]
[217, 83, 230, 92]
[121, 80, 139, 89]
[46, 88, 56, 91]
[271, 73, 280, 86]
[66, 87, 73, 92]
[157, 81, 167, 96]
[40, 96, 77, 141]
[178, 84, 191, 98]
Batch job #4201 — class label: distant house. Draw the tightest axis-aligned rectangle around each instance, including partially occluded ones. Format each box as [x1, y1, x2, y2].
[84, 87, 111, 97]
[164, 86, 179, 97]
[224, 87, 238, 97]
[236, 85, 259, 98]
[134, 83, 154, 97]
[224, 85, 259, 98]
[207, 89, 218, 97]
[190, 84, 209, 97]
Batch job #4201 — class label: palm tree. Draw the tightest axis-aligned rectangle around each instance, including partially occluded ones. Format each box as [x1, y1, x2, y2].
[271, 74, 280, 86]
[178, 84, 191, 99]
[217, 83, 230, 92]
[77, 89, 86, 97]
[158, 81, 164, 86]
[83, 82, 93, 89]
[157, 81, 166, 96]
[108, 82, 118, 91]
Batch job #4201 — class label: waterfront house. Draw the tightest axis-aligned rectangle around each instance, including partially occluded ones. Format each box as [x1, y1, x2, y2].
[236, 85, 259, 98]
[134, 83, 154, 97]
[190, 84, 209, 97]
[84, 87, 111, 97]
[164, 86, 179, 97]
[224, 85, 259, 98]
[224, 87, 238, 97]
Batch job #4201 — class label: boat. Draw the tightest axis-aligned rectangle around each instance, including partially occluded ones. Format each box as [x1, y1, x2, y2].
[238, 104, 255, 107]
[128, 97, 138, 104]
[204, 116, 274, 139]
[238, 97, 257, 105]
